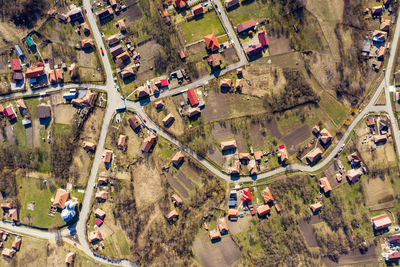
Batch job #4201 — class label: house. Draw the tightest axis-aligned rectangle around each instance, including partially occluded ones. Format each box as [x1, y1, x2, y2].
[179, 49, 186, 60]
[263, 187, 274, 204]
[69, 63, 79, 79]
[14, 44, 25, 59]
[25, 66, 44, 78]
[25, 36, 35, 49]
[239, 153, 251, 162]
[98, 173, 108, 185]
[319, 177, 332, 194]
[88, 231, 103, 243]
[235, 79, 243, 91]
[312, 125, 320, 135]
[217, 218, 229, 234]
[171, 151, 184, 166]
[388, 252, 400, 262]
[8, 208, 18, 222]
[137, 86, 149, 98]
[68, 8, 83, 22]
[310, 202, 322, 214]
[80, 39, 94, 49]
[247, 43, 263, 57]
[96, 7, 113, 20]
[166, 210, 179, 222]
[162, 113, 175, 127]
[275, 204, 282, 214]
[278, 145, 288, 164]
[110, 44, 124, 57]
[173, 0, 188, 9]
[187, 89, 199, 106]
[16, 99, 27, 113]
[225, 0, 239, 9]
[128, 115, 141, 131]
[258, 30, 269, 47]
[346, 168, 362, 183]
[48, 69, 63, 83]
[208, 53, 222, 68]
[389, 234, 400, 245]
[117, 134, 128, 150]
[158, 79, 168, 88]
[372, 214, 392, 230]
[12, 237, 21, 251]
[81, 22, 90, 34]
[248, 160, 257, 175]
[120, 67, 136, 79]
[378, 46, 387, 59]
[95, 191, 108, 202]
[336, 173, 343, 182]
[117, 19, 127, 32]
[237, 68, 243, 77]
[374, 61, 382, 72]
[305, 147, 323, 164]
[71, 91, 96, 107]
[220, 79, 232, 89]
[10, 59, 21, 71]
[141, 133, 157, 153]
[95, 208, 106, 219]
[209, 229, 221, 241]
[220, 140, 237, 151]
[1, 203, 11, 211]
[257, 205, 270, 217]
[228, 209, 239, 220]
[320, 128, 332, 145]
[116, 51, 130, 62]
[237, 19, 256, 33]
[36, 104, 51, 119]
[13, 72, 24, 83]
[4, 105, 16, 121]
[373, 30, 387, 43]
[57, 13, 68, 23]
[347, 152, 362, 166]
[204, 34, 220, 52]
[374, 134, 387, 144]
[381, 19, 391, 32]
[107, 35, 120, 46]
[192, 4, 203, 16]
[371, 6, 383, 17]
[361, 39, 372, 56]
[102, 150, 113, 164]
[229, 160, 241, 175]
[366, 117, 376, 127]
[65, 252, 75, 266]
[109, 0, 117, 7]
[53, 188, 69, 209]
[187, 107, 201, 117]
[171, 194, 183, 206]
[2, 248, 15, 258]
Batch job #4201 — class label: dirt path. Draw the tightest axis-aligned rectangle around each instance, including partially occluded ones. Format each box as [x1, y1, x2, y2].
[26, 126, 33, 147]
[297, 216, 323, 247]
[5, 125, 15, 144]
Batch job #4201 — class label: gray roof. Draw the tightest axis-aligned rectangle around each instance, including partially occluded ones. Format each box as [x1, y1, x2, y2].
[36, 105, 51, 119]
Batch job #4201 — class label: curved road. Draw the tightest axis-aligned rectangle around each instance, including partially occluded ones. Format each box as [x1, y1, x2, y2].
[0, 2, 400, 267]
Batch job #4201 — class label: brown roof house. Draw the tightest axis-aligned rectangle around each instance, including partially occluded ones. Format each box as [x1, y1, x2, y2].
[101, 150, 113, 167]
[12, 237, 21, 251]
[171, 151, 184, 167]
[171, 194, 183, 206]
[2, 248, 15, 258]
[374, 134, 387, 144]
[95, 191, 108, 202]
[217, 218, 229, 235]
[94, 208, 106, 219]
[257, 205, 270, 217]
[137, 86, 149, 99]
[209, 229, 221, 242]
[235, 79, 243, 91]
[36, 104, 51, 120]
[225, 0, 239, 9]
[319, 177, 332, 194]
[320, 128, 332, 145]
[263, 187, 274, 204]
[71, 91, 96, 107]
[117, 19, 127, 32]
[381, 19, 391, 32]
[162, 113, 175, 126]
[312, 125, 320, 136]
[82, 141, 96, 152]
[9, 208, 19, 222]
[187, 107, 201, 118]
[239, 153, 251, 163]
[107, 35, 120, 46]
[220, 140, 237, 151]
[229, 160, 241, 175]
[248, 160, 257, 176]
[208, 53, 222, 68]
[220, 79, 232, 91]
[166, 210, 179, 223]
[53, 188, 69, 209]
[141, 133, 157, 153]
[117, 134, 128, 150]
[155, 100, 165, 110]
[80, 39, 94, 49]
[310, 202, 322, 214]
[128, 115, 141, 132]
[305, 147, 323, 164]
[65, 252, 75, 266]
[346, 169, 362, 184]
[227, 209, 239, 220]
[88, 231, 103, 244]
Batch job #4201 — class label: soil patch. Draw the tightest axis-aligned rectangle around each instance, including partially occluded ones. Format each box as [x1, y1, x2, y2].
[26, 126, 33, 147]
[265, 118, 282, 139]
[267, 34, 291, 56]
[297, 216, 323, 247]
[5, 125, 15, 144]
[121, 0, 142, 23]
[54, 105, 74, 124]
[32, 119, 41, 148]
[135, 40, 162, 85]
[281, 123, 310, 154]
[194, 234, 241, 267]
[176, 171, 194, 190]
[203, 90, 229, 122]
[212, 123, 233, 140]
[166, 173, 189, 198]
[207, 146, 223, 165]
[363, 176, 395, 209]
[323, 245, 377, 267]
[250, 122, 266, 148]
[222, 47, 239, 66]
[234, 130, 246, 153]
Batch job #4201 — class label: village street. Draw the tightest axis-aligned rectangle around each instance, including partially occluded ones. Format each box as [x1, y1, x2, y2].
[0, 1, 400, 266]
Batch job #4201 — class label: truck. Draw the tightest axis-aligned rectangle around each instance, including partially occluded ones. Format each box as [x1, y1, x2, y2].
[116, 106, 126, 113]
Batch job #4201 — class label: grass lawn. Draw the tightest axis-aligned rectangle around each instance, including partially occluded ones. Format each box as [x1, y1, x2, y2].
[319, 92, 348, 126]
[227, 1, 280, 26]
[180, 12, 225, 44]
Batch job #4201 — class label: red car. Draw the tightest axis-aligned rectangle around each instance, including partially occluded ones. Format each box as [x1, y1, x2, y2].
[84, 9, 87, 13]
[100, 48, 104, 56]
[250, 208, 255, 216]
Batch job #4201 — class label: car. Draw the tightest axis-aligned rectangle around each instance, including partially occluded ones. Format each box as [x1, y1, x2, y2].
[100, 47, 104, 56]
[84, 8, 87, 13]
[250, 208, 255, 216]
[143, 119, 147, 123]
[341, 144, 345, 149]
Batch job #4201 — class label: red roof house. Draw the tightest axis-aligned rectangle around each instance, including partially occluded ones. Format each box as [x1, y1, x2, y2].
[242, 188, 252, 202]
[4, 105, 16, 121]
[192, 4, 203, 16]
[187, 89, 199, 106]
[160, 79, 168, 87]
[258, 31, 269, 47]
[204, 34, 220, 51]
[247, 44, 263, 57]
[11, 59, 21, 71]
[25, 66, 44, 78]
[173, 0, 188, 9]
[237, 19, 256, 33]
[372, 214, 392, 230]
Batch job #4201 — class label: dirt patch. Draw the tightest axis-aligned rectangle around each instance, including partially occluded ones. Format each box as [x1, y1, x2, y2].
[176, 171, 194, 190]
[0, 22, 28, 51]
[212, 123, 233, 140]
[227, 216, 251, 235]
[323, 245, 377, 267]
[202, 90, 229, 122]
[54, 105, 75, 125]
[250, 122, 266, 148]
[135, 40, 162, 85]
[281, 123, 310, 154]
[265, 118, 282, 139]
[363, 176, 395, 209]
[120, 0, 142, 23]
[166, 173, 189, 198]
[297, 216, 323, 247]
[267, 33, 291, 56]
[26, 126, 33, 147]
[32, 119, 41, 148]
[234, 130, 246, 153]
[222, 47, 239, 66]
[194, 234, 241, 267]
[207, 146, 223, 165]
[5, 125, 15, 144]
[323, 161, 342, 189]
[80, 108, 105, 141]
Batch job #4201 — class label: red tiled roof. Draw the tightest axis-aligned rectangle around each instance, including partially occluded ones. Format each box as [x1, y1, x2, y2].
[187, 89, 199, 106]
[160, 79, 168, 87]
[192, 4, 203, 15]
[258, 31, 268, 47]
[204, 34, 219, 51]
[4, 105, 16, 120]
[173, 0, 187, 8]
[25, 66, 44, 78]
[237, 19, 256, 33]
[11, 59, 21, 71]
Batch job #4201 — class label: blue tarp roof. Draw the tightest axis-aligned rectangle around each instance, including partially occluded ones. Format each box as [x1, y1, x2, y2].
[30, 77, 37, 83]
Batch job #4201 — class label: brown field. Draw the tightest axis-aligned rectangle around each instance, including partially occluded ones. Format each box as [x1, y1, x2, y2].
[250, 123, 266, 148]
[119, 0, 143, 23]
[207, 146, 223, 165]
[267, 34, 291, 56]
[323, 245, 377, 267]
[212, 123, 233, 140]
[362, 176, 395, 209]
[202, 90, 230, 122]
[54, 105, 75, 124]
[176, 170, 194, 190]
[193, 233, 241, 267]
[0, 22, 28, 51]
[234, 130, 246, 153]
[298, 216, 323, 247]
[135, 40, 161, 84]
[222, 47, 239, 66]
[166, 172, 188, 198]
[281, 123, 310, 154]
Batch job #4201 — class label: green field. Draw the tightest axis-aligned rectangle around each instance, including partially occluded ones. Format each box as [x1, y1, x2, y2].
[226, 1, 279, 26]
[180, 12, 225, 44]
[319, 93, 348, 126]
